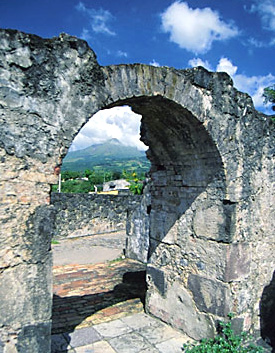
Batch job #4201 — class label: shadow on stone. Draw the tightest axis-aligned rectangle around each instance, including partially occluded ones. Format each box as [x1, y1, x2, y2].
[111, 96, 226, 259]
[51, 270, 146, 352]
[260, 270, 275, 351]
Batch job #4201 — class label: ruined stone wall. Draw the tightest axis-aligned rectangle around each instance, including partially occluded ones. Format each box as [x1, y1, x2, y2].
[0, 29, 274, 352]
[0, 29, 107, 352]
[51, 192, 141, 238]
[103, 67, 275, 344]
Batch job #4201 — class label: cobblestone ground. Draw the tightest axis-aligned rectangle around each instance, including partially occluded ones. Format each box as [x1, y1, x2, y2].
[51, 232, 191, 352]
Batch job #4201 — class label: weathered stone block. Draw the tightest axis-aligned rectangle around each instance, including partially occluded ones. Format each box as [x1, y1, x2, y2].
[16, 322, 51, 353]
[147, 266, 167, 297]
[188, 274, 231, 316]
[224, 243, 251, 282]
[146, 280, 214, 340]
[193, 199, 236, 243]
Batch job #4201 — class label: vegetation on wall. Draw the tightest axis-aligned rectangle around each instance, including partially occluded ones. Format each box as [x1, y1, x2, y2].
[183, 314, 264, 353]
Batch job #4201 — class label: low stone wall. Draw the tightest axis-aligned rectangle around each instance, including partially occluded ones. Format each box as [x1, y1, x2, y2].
[51, 192, 141, 238]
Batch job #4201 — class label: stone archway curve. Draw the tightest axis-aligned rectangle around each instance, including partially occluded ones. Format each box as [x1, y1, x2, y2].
[0, 30, 274, 352]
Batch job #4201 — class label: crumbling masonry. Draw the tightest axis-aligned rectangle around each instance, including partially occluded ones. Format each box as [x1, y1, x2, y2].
[0, 29, 274, 352]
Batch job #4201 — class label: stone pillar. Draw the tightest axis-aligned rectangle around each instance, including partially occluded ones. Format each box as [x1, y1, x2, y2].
[0, 153, 56, 352]
[126, 183, 151, 263]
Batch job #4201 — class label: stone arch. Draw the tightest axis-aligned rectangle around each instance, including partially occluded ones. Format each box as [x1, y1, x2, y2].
[0, 30, 274, 352]
[106, 95, 225, 246]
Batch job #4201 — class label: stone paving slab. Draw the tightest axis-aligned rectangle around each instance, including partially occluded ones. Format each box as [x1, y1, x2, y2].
[137, 321, 182, 345]
[120, 312, 160, 330]
[93, 319, 133, 339]
[92, 341, 117, 353]
[68, 326, 101, 348]
[156, 337, 191, 353]
[109, 332, 155, 353]
[52, 312, 191, 353]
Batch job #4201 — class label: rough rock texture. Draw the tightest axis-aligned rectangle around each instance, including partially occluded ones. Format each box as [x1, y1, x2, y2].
[51, 192, 141, 238]
[126, 182, 151, 263]
[0, 29, 274, 352]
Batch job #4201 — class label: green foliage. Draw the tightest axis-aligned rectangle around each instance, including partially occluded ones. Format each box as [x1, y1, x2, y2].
[263, 85, 275, 121]
[129, 180, 144, 195]
[113, 170, 122, 180]
[263, 85, 275, 106]
[84, 169, 93, 179]
[59, 179, 93, 193]
[107, 254, 125, 265]
[51, 168, 146, 194]
[62, 170, 83, 180]
[51, 184, 58, 192]
[126, 171, 145, 195]
[182, 314, 264, 353]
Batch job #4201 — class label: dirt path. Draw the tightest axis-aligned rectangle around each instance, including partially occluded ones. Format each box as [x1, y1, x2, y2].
[52, 231, 126, 266]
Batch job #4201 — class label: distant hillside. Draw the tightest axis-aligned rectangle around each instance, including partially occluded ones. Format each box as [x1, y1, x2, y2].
[62, 138, 150, 173]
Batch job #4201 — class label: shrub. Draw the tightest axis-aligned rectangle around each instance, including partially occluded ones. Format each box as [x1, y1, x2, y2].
[182, 314, 264, 353]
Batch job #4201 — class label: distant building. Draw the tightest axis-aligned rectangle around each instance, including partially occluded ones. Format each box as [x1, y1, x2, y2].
[103, 179, 130, 193]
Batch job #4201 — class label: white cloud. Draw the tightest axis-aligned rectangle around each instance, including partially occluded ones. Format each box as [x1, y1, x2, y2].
[70, 106, 147, 151]
[76, 2, 116, 36]
[79, 28, 92, 41]
[161, 1, 239, 54]
[250, 0, 275, 31]
[234, 72, 275, 112]
[216, 57, 238, 76]
[218, 58, 274, 113]
[188, 56, 275, 113]
[116, 50, 128, 58]
[247, 37, 266, 48]
[188, 58, 212, 71]
[149, 60, 160, 67]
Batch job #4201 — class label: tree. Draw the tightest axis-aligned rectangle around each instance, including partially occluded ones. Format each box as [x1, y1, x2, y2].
[84, 169, 93, 179]
[113, 170, 122, 180]
[263, 85, 275, 111]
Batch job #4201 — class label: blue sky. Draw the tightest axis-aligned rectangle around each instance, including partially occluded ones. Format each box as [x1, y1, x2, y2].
[1, 0, 274, 150]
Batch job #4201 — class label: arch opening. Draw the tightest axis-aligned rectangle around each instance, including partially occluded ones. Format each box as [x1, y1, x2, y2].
[50, 93, 226, 341]
[50, 106, 150, 342]
[108, 95, 225, 253]
[107, 95, 228, 339]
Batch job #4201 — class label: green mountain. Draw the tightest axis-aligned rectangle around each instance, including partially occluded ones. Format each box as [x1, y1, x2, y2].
[62, 138, 150, 174]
